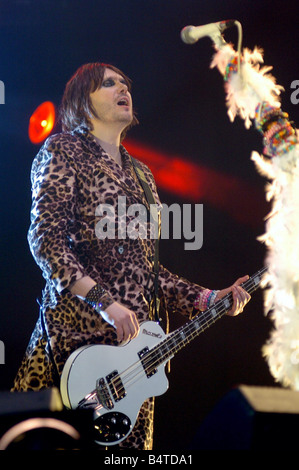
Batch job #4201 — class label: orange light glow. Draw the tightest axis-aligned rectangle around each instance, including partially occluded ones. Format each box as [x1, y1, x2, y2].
[28, 101, 55, 144]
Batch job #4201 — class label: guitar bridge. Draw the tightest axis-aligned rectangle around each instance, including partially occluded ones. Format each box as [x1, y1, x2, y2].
[138, 347, 157, 378]
[96, 378, 114, 410]
[95, 371, 126, 410]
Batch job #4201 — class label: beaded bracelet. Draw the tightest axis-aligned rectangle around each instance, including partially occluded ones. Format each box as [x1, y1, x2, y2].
[85, 283, 114, 311]
[194, 289, 219, 311]
[263, 120, 287, 141]
[202, 290, 210, 310]
[255, 102, 298, 157]
[263, 120, 297, 157]
[254, 103, 287, 133]
[264, 134, 297, 157]
[224, 55, 242, 82]
[208, 289, 218, 306]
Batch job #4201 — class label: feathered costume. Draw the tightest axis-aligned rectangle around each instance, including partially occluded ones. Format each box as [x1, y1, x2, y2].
[210, 34, 299, 389]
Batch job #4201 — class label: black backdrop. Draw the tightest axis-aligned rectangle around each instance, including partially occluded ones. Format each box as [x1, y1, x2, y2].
[1, 0, 299, 450]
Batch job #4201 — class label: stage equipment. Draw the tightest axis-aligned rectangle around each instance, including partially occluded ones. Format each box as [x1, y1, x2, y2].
[0, 388, 94, 450]
[190, 385, 299, 449]
[181, 19, 236, 45]
[181, 20, 299, 390]
[28, 101, 55, 144]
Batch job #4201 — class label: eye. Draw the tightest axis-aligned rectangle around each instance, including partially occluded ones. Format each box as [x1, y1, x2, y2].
[102, 78, 115, 87]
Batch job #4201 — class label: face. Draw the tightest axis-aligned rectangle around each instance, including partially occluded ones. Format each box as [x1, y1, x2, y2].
[89, 68, 133, 130]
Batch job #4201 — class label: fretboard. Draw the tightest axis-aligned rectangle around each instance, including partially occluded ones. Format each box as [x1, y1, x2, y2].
[147, 267, 267, 369]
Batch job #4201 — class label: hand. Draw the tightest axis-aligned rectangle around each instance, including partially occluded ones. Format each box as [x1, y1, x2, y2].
[101, 302, 140, 344]
[216, 275, 251, 316]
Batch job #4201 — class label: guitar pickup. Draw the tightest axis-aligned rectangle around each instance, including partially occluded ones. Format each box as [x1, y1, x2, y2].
[138, 347, 157, 378]
[107, 370, 126, 402]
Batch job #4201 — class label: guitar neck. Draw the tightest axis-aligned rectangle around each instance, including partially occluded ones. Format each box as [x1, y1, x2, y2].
[149, 267, 267, 367]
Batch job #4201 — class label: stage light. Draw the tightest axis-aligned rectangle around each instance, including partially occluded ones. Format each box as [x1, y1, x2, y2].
[28, 101, 55, 144]
[0, 417, 80, 450]
[124, 139, 267, 228]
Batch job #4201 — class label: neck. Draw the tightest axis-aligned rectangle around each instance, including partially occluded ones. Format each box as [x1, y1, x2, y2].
[94, 136, 122, 163]
[90, 122, 122, 164]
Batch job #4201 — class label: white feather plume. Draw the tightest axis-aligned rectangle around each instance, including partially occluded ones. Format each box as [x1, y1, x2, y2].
[211, 43, 299, 389]
[210, 43, 283, 128]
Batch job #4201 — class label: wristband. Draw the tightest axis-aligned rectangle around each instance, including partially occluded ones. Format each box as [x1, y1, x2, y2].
[85, 284, 114, 311]
[194, 289, 219, 311]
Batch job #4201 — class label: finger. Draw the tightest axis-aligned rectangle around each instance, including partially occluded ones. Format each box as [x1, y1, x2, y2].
[235, 285, 249, 299]
[234, 287, 241, 313]
[227, 283, 251, 316]
[233, 275, 249, 287]
[234, 283, 246, 302]
[119, 317, 139, 343]
[127, 319, 137, 340]
[229, 286, 242, 316]
[130, 312, 140, 338]
[236, 286, 251, 307]
[122, 323, 131, 343]
[116, 327, 124, 343]
[227, 286, 237, 315]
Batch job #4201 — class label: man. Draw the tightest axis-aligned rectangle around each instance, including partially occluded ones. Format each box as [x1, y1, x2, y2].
[12, 63, 250, 449]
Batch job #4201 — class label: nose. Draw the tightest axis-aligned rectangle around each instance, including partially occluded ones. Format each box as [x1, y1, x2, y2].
[118, 80, 128, 93]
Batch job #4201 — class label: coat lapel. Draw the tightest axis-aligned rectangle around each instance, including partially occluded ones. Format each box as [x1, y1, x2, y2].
[72, 126, 148, 206]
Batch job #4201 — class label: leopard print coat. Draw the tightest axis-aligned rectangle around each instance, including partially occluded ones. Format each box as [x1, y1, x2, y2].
[12, 126, 206, 449]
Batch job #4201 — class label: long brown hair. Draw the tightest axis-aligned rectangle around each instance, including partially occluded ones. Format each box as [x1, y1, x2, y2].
[59, 62, 139, 140]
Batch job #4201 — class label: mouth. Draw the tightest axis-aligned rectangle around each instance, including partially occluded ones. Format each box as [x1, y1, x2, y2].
[117, 97, 130, 107]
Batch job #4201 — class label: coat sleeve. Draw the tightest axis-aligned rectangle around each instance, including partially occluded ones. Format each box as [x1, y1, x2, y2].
[158, 264, 207, 318]
[27, 134, 88, 293]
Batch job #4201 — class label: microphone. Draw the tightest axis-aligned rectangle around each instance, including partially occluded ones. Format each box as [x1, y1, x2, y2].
[181, 20, 236, 44]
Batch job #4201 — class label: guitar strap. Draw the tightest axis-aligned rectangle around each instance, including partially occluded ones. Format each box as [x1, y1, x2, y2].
[38, 299, 61, 387]
[130, 156, 162, 326]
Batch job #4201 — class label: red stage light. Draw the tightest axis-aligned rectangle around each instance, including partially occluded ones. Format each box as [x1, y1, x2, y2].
[28, 101, 55, 144]
[124, 139, 267, 228]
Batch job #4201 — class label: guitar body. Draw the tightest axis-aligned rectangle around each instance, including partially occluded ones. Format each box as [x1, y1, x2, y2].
[60, 321, 169, 445]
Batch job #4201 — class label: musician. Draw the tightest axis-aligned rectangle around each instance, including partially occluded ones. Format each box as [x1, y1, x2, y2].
[12, 62, 250, 449]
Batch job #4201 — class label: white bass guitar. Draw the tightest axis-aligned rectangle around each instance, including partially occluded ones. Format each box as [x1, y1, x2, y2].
[60, 267, 266, 446]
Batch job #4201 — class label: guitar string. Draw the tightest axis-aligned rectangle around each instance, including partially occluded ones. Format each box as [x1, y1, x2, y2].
[90, 302, 232, 412]
[114, 270, 265, 399]
[107, 268, 267, 396]
[113, 301, 229, 393]
[81, 294, 244, 410]
[107, 268, 267, 399]
[142, 266, 268, 373]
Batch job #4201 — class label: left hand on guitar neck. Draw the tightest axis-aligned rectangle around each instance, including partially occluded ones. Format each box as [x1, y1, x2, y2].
[215, 275, 251, 316]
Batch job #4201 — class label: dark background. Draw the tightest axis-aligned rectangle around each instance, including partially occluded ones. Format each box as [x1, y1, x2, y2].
[1, 0, 299, 450]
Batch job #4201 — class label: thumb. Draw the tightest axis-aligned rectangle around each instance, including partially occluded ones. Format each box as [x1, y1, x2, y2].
[233, 275, 249, 287]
